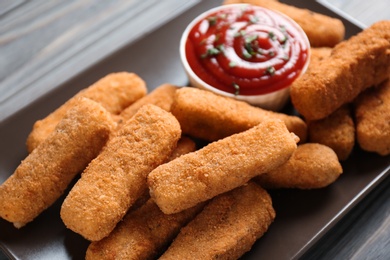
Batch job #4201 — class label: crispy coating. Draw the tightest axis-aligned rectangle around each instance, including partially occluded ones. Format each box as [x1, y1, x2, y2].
[85, 137, 197, 259]
[223, 0, 345, 47]
[256, 143, 343, 189]
[148, 119, 298, 214]
[159, 182, 275, 260]
[119, 84, 178, 123]
[167, 136, 197, 161]
[307, 105, 355, 161]
[129, 136, 197, 211]
[291, 21, 390, 121]
[60, 104, 181, 241]
[26, 72, 146, 152]
[85, 200, 204, 260]
[291, 47, 331, 95]
[171, 87, 307, 142]
[308, 47, 332, 71]
[354, 78, 390, 156]
[0, 98, 114, 228]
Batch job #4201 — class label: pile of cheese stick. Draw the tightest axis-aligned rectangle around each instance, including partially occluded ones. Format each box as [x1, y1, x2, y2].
[0, 0, 389, 259]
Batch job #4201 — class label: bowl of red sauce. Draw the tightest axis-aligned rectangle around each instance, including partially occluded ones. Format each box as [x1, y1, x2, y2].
[180, 4, 310, 111]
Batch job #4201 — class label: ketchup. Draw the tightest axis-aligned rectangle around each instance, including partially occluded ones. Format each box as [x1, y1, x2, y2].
[185, 5, 309, 95]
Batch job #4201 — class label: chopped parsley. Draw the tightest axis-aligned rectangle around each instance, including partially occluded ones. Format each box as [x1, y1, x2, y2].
[207, 16, 218, 26]
[242, 49, 253, 59]
[245, 34, 257, 44]
[233, 82, 240, 95]
[200, 44, 225, 59]
[249, 15, 259, 24]
[234, 30, 246, 38]
[243, 35, 259, 59]
[201, 48, 219, 58]
[268, 31, 276, 41]
[229, 61, 237, 68]
[266, 66, 276, 76]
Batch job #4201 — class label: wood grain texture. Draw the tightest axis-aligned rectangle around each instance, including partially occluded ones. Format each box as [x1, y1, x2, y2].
[0, 0, 199, 123]
[302, 175, 390, 260]
[324, 0, 390, 27]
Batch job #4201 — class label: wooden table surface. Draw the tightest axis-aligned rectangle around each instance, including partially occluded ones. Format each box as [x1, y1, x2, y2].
[0, 0, 389, 259]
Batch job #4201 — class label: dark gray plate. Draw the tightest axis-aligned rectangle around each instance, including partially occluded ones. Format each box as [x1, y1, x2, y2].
[0, 0, 389, 259]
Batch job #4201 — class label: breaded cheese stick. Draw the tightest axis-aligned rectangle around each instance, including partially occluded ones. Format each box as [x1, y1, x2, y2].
[26, 72, 146, 152]
[129, 136, 197, 211]
[60, 104, 181, 241]
[167, 136, 197, 161]
[85, 200, 204, 260]
[256, 143, 343, 189]
[291, 21, 390, 120]
[148, 119, 298, 214]
[223, 0, 345, 47]
[354, 78, 390, 156]
[119, 84, 178, 123]
[308, 47, 332, 71]
[171, 87, 307, 142]
[159, 182, 275, 260]
[0, 98, 114, 228]
[292, 47, 331, 88]
[85, 136, 198, 258]
[308, 105, 355, 161]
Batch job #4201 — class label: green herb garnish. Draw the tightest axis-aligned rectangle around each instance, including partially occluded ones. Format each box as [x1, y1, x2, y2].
[234, 30, 246, 38]
[242, 35, 259, 59]
[229, 61, 237, 68]
[207, 16, 218, 26]
[219, 13, 227, 19]
[200, 44, 225, 59]
[249, 15, 258, 24]
[245, 34, 257, 44]
[217, 44, 225, 52]
[242, 49, 253, 59]
[233, 82, 240, 95]
[266, 66, 276, 76]
[268, 31, 276, 41]
[201, 47, 219, 58]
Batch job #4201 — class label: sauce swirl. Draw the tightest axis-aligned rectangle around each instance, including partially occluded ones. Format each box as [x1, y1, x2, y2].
[185, 5, 309, 95]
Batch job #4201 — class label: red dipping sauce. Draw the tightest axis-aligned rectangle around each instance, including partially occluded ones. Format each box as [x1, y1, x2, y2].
[183, 4, 309, 97]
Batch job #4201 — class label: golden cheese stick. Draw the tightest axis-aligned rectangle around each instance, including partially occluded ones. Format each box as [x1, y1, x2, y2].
[354, 78, 390, 156]
[292, 47, 332, 89]
[159, 182, 275, 260]
[148, 119, 298, 214]
[26, 72, 147, 152]
[223, 0, 345, 47]
[119, 83, 178, 123]
[308, 105, 355, 161]
[86, 200, 204, 260]
[256, 143, 343, 189]
[291, 21, 390, 121]
[60, 104, 181, 241]
[171, 87, 307, 142]
[308, 47, 332, 71]
[167, 136, 197, 161]
[0, 98, 114, 228]
[129, 136, 197, 211]
[85, 136, 198, 259]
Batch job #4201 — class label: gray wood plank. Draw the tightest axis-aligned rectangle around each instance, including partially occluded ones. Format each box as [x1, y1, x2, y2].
[0, 0, 199, 123]
[302, 176, 390, 260]
[325, 0, 390, 27]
